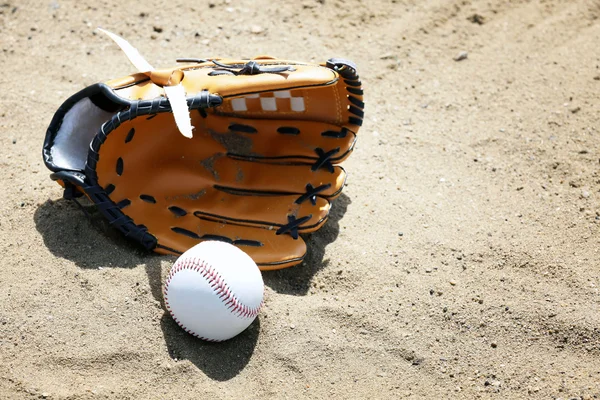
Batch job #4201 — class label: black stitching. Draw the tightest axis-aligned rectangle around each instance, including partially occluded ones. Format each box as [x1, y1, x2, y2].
[211, 60, 295, 75]
[348, 96, 364, 109]
[125, 128, 135, 143]
[176, 58, 209, 64]
[312, 148, 340, 173]
[193, 210, 273, 228]
[339, 69, 358, 79]
[140, 194, 156, 204]
[344, 79, 362, 87]
[229, 123, 257, 134]
[277, 127, 300, 135]
[295, 183, 331, 205]
[168, 206, 188, 217]
[116, 157, 124, 176]
[349, 117, 363, 126]
[146, 114, 157, 120]
[209, 70, 235, 76]
[104, 184, 115, 195]
[321, 128, 348, 138]
[276, 215, 312, 239]
[116, 199, 131, 209]
[172, 227, 200, 239]
[348, 105, 364, 118]
[233, 239, 263, 247]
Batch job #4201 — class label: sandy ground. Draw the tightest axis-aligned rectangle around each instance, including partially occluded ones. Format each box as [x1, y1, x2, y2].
[1, 0, 600, 398]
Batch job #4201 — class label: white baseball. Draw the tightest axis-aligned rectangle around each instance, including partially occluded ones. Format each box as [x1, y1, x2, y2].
[163, 241, 264, 342]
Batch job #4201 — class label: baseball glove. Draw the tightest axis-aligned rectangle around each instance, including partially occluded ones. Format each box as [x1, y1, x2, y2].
[42, 30, 364, 270]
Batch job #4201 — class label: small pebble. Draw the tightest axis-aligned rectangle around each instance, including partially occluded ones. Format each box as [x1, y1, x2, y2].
[449, 280, 456, 286]
[454, 51, 468, 61]
[467, 14, 485, 25]
[491, 342, 497, 348]
[398, 232, 404, 237]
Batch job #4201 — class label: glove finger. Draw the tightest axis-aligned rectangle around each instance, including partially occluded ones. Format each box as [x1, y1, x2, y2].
[95, 118, 347, 198]
[108, 182, 330, 233]
[207, 157, 347, 197]
[199, 111, 357, 163]
[150, 214, 308, 270]
[189, 58, 364, 131]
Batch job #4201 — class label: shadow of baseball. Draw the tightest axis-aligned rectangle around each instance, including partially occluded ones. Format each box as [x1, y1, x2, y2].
[159, 313, 260, 381]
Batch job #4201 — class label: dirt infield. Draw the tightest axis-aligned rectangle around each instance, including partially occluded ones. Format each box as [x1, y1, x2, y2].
[1, 0, 599, 398]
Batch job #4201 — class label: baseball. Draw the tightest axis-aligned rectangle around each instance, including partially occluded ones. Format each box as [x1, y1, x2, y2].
[163, 241, 264, 342]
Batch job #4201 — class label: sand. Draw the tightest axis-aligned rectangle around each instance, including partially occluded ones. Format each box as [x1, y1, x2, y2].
[1, 0, 599, 398]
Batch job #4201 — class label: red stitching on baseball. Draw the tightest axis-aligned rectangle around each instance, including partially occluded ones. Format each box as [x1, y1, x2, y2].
[163, 256, 262, 342]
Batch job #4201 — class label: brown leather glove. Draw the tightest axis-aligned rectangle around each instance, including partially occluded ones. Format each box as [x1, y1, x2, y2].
[43, 33, 363, 270]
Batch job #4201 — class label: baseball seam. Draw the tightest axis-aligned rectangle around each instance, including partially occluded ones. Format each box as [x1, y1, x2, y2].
[163, 257, 263, 341]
